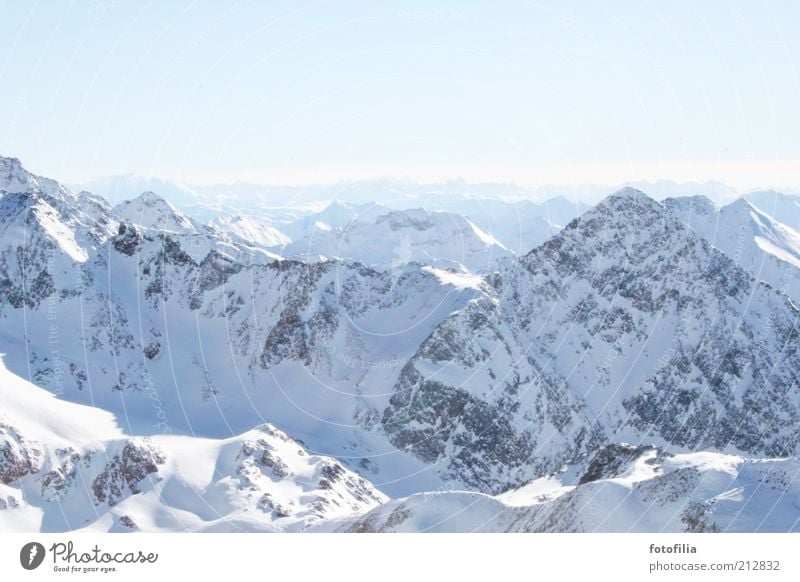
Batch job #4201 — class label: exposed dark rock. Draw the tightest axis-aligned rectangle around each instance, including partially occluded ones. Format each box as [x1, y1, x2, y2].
[112, 223, 141, 256]
[91, 439, 165, 506]
[0, 422, 44, 484]
[578, 444, 653, 484]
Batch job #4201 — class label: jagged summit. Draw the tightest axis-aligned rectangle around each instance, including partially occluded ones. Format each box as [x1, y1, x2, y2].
[526, 186, 680, 264]
[0, 156, 74, 200]
[0, 156, 32, 194]
[562, 187, 672, 235]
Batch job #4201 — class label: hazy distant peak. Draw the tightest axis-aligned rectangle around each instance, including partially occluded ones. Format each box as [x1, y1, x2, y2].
[112, 190, 198, 233]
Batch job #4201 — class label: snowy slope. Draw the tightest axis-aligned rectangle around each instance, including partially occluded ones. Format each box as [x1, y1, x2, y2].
[0, 356, 385, 533]
[320, 446, 800, 532]
[720, 199, 800, 271]
[4, 354, 797, 533]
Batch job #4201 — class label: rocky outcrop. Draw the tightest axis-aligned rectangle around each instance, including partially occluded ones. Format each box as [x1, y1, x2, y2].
[0, 421, 44, 484]
[91, 439, 166, 506]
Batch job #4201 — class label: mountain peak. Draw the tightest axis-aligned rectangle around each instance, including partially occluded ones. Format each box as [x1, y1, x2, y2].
[112, 190, 197, 233]
[0, 156, 27, 193]
[135, 190, 168, 205]
[0, 155, 23, 167]
[589, 187, 666, 221]
[543, 194, 581, 207]
[663, 195, 716, 214]
[524, 184, 684, 267]
[607, 186, 649, 200]
[725, 197, 758, 214]
[0, 156, 73, 199]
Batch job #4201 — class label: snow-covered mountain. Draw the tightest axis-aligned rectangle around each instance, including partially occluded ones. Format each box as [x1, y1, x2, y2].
[0, 157, 117, 308]
[665, 195, 800, 302]
[109, 190, 283, 263]
[380, 188, 800, 492]
[2, 156, 800, 532]
[112, 191, 200, 234]
[283, 207, 512, 271]
[1, 159, 488, 497]
[746, 190, 800, 231]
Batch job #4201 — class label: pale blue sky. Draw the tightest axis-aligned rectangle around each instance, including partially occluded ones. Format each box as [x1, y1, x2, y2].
[1, 0, 799, 188]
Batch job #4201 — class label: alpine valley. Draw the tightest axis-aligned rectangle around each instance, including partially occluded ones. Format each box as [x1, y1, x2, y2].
[2, 156, 800, 533]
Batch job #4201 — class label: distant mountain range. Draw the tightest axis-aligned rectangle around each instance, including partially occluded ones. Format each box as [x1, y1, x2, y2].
[2, 155, 800, 532]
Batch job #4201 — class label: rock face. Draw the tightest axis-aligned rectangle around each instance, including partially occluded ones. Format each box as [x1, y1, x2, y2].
[577, 443, 654, 484]
[40, 449, 88, 502]
[0, 421, 44, 484]
[92, 439, 166, 506]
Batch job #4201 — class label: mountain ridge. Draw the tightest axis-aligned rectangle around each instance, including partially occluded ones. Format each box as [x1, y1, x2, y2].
[2, 156, 800, 532]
